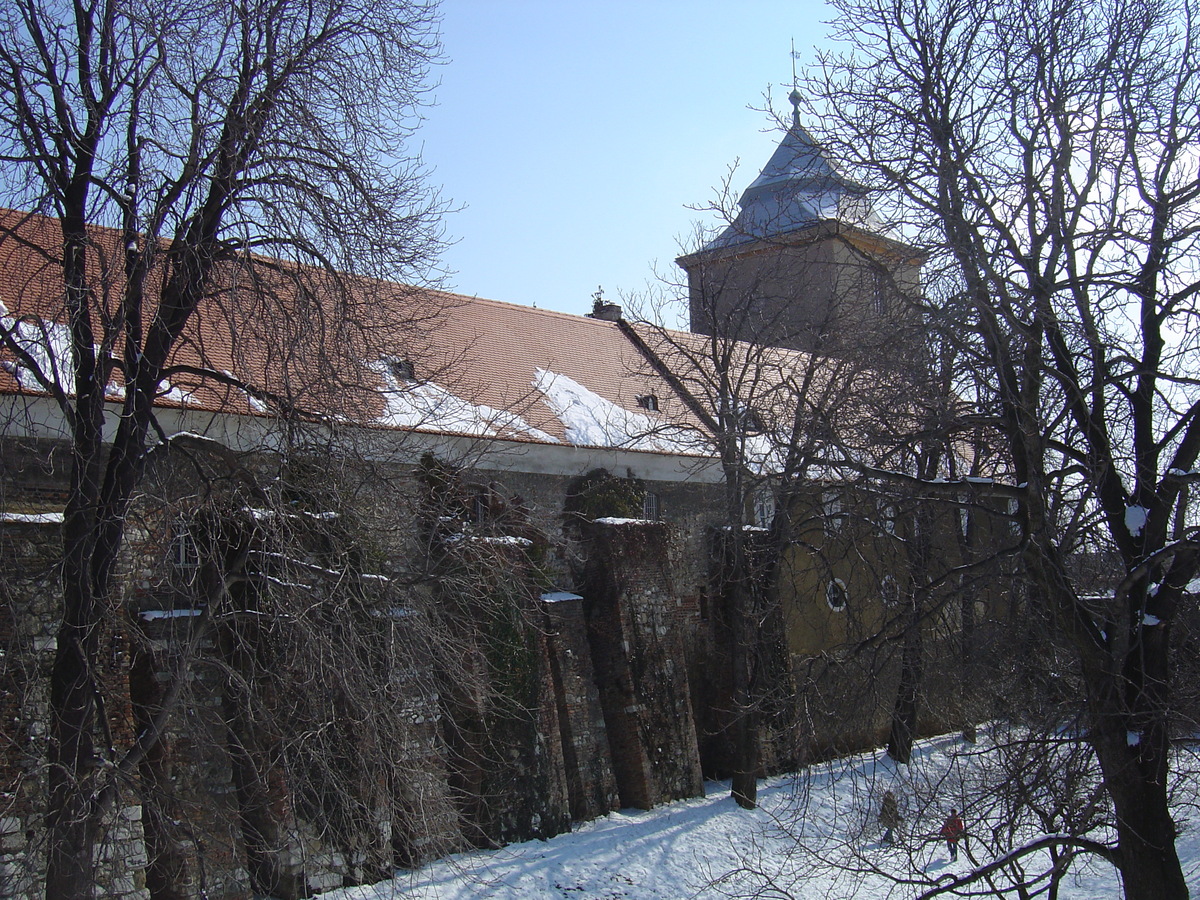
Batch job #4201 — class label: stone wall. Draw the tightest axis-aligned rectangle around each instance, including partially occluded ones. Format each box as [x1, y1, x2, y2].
[0, 516, 152, 900]
[0, 517, 57, 900]
[579, 519, 704, 809]
[0, 440, 728, 899]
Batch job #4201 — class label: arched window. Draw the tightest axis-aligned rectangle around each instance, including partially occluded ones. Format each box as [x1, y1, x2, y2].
[826, 578, 848, 611]
[642, 491, 660, 520]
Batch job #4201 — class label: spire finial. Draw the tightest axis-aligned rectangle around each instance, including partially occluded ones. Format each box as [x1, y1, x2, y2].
[789, 39, 802, 127]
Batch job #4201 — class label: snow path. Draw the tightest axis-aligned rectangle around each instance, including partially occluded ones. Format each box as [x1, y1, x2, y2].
[322, 736, 1200, 899]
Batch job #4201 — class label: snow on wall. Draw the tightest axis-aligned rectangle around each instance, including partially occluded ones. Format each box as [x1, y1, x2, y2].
[0, 512, 64, 524]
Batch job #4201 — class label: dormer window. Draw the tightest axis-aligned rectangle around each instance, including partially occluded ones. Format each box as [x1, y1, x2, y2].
[387, 358, 415, 382]
[739, 408, 764, 435]
[636, 394, 660, 412]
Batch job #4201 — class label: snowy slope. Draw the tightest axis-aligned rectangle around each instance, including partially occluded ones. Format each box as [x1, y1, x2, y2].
[322, 734, 1200, 899]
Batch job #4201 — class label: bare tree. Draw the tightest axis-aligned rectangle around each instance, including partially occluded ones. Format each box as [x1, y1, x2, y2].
[801, 0, 1200, 895]
[628, 187, 924, 807]
[0, 0, 445, 894]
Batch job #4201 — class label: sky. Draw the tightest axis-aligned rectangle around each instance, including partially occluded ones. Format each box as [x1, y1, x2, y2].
[418, 0, 840, 317]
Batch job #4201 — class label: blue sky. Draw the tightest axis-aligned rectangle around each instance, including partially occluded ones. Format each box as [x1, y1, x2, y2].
[418, 0, 837, 316]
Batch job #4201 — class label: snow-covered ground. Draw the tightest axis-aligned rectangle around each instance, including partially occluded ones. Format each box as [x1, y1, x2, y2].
[322, 733, 1200, 899]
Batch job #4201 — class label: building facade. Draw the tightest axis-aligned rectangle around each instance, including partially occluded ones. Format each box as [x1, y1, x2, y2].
[0, 116, 1012, 899]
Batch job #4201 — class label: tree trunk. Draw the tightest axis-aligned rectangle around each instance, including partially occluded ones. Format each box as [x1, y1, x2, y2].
[46, 636, 99, 900]
[1106, 769, 1187, 900]
[728, 527, 758, 809]
[1086, 631, 1188, 900]
[886, 615, 922, 764]
[729, 572, 758, 810]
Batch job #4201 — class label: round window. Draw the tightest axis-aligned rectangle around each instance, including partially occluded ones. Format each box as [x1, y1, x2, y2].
[826, 578, 848, 611]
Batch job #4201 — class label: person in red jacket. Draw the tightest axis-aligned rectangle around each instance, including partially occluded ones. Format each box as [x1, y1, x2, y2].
[941, 809, 965, 861]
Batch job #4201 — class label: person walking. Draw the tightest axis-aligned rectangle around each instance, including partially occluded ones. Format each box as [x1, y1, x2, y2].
[941, 808, 965, 861]
[878, 790, 901, 844]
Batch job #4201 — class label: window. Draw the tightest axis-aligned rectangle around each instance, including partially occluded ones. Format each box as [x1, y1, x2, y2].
[170, 523, 200, 570]
[636, 394, 660, 412]
[1007, 497, 1022, 538]
[642, 491, 660, 520]
[386, 357, 415, 382]
[881, 574, 900, 606]
[872, 269, 889, 316]
[826, 579, 848, 611]
[880, 503, 897, 536]
[752, 489, 775, 529]
[471, 487, 490, 524]
[823, 492, 845, 535]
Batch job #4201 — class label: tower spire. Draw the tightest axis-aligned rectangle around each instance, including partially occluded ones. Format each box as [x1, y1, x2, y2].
[789, 38, 801, 128]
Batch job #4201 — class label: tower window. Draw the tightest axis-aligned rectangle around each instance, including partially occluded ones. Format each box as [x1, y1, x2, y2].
[636, 394, 660, 412]
[642, 491, 660, 520]
[880, 503, 897, 535]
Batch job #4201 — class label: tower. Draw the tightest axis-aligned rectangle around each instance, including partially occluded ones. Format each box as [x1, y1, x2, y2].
[676, 92, 923, 357]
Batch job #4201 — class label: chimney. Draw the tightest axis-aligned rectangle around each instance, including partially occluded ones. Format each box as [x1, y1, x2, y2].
[588, 300, 623, 322]
[587, 286, 622, 322]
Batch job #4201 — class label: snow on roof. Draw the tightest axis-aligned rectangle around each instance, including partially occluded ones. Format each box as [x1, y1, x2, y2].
[540, 591, 583, 603]
[0, 209, 925, 473]
[533, 368, 696, 453]
[376, 362, 556, 442]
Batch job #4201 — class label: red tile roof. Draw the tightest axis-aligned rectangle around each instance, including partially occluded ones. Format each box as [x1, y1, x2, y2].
[0, 210, 702, 453]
